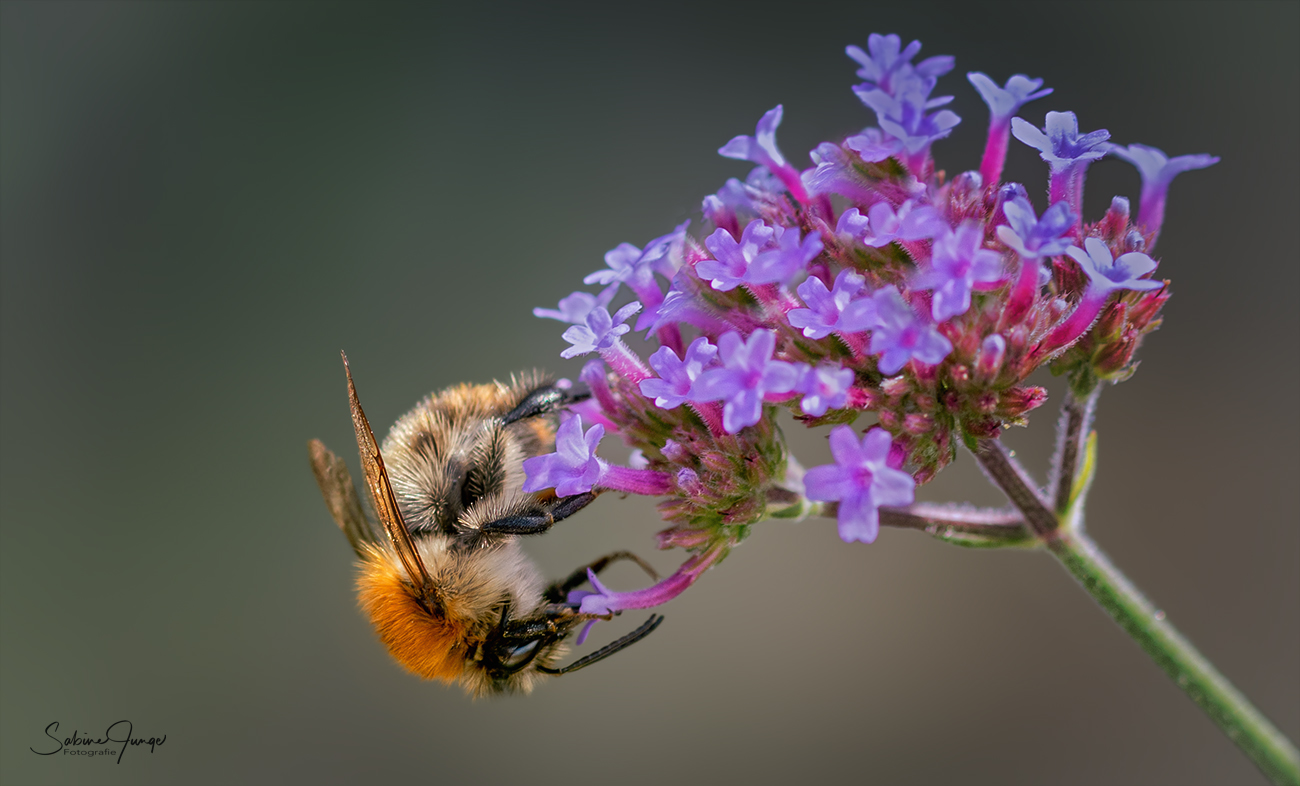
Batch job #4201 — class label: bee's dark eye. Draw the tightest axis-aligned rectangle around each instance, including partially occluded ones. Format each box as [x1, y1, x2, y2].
[502, 640, 539, 669]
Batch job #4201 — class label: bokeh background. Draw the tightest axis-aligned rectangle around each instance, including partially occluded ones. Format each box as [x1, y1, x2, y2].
[3, 2, 1297, 784]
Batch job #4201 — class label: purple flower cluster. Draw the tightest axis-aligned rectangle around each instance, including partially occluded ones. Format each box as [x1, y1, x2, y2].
[524, 31, 1214, 613]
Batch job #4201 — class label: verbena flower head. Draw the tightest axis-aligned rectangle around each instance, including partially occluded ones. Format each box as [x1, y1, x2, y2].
[530, 30, 1214, 614]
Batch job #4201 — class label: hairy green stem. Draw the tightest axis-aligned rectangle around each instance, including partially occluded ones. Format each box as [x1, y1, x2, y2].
[1048, 530, 1299, 785]
[973, 435, 1299, 784]
[1050, 387, 1099, 514]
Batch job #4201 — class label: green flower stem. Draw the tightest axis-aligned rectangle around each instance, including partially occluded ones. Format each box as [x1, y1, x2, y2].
[1047, 529, 1300, 785]
[801, 500, 1036, 548]
[1050, 387, 1099, 514]
[973, 435, 1299, 784]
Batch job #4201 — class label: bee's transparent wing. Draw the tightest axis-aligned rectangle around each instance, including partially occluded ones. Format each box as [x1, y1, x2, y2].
[308, 438, 383, 557]
[342, 352, 435, 596]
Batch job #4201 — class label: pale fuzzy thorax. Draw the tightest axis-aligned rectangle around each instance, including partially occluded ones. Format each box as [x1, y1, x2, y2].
[380, 376, 554, 534]
[357, 537, 563, 696]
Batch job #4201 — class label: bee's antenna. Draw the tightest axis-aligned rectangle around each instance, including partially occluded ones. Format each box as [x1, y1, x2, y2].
[536, 615, 664, 676]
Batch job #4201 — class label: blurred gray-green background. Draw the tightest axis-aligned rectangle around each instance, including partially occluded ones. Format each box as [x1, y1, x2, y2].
[3, 2, 1296, 784]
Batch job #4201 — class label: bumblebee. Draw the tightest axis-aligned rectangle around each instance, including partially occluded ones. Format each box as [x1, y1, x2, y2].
[309, 353, 662, 696]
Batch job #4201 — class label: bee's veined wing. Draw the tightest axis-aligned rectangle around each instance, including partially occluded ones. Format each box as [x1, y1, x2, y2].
[308, 438, 382, 557]
[342, 352, 435, 597]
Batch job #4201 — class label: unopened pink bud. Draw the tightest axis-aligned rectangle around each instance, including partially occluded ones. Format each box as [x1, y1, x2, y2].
[661, 439, 689, 464]
[656, 525, 713, 550]
[976, 334, 1006, 381]
[881, 377, 910, 400]
[675, 467, 707, 497]
[904, 413, 935, 434]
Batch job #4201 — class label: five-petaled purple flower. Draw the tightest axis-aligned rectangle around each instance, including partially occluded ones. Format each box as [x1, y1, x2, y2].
[997, 197, 1076, 259]
[718, 105, 810, 203]
[846, 33, 954, 96]
[868, 286, 953, 374]
[795, 364, 855, 416]
[912, 222, 1006, 321]
[1106, 143, 1218, 248]
[968, 72, 1051, 184]
[855, 84, 961, 167]
[804, 426, 916, 543]
[561, 302, 642, 358]
[837, 200, 946, 247]
[1041, 238, 1163, 355]
[534, 285, 617, 324]
[1012, 111, 1110, 172]
[639, 337, 718, 409]
[699, 219, 822, 291]
[522, 414, 672, 498]
[1012, 111, 1109, 216]
[788, 269, 876, 339]
[692, 330, 801, 433]
[1068, 238, 1162, 295]
[521, 415, 606, 497]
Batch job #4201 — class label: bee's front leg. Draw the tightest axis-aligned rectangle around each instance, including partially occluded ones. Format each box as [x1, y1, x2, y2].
[477, 492, 597, 536]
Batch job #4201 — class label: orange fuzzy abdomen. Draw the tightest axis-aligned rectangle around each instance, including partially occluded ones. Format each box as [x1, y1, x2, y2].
[356, 551, 468, 683]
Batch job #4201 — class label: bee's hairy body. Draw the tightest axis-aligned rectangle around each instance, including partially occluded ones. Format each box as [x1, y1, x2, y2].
[310, 359, 663, 697]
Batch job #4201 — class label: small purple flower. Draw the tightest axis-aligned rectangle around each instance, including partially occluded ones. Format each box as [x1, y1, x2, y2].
[573, 549, 721, 616]
[639, 337, 718, 409]
[584, 222, 689, 331]
[912, 222, 1006, 321]
[1012, 111, 1109, 220]
[522, 414, 671, 498]
[533, 285, 617, 324]
[846, 34, 954, 96]
[968, 72, 1052, 184]
[748, 224, 824, 285]
[996, 197, 1076, 259]
[795, 364, 855, 416]
[522, 415, 605, 497]
[855, 85, 961, 160]
[839, 200, 947, 247]
[805, 139, 909, 203]
[1011, 111, 1110, 172]
[868, 286, 953, 374]
[1040, 238, 1163, 356]
[718, 105, 810, 203]
[1106, 143, 1218, 247]
[843, 128, 906, 164]
[560, 302, 642, 358]
[788, 269, 873, 339]
[967, 73, 1052, 124]
[804, 426, 916, 543]
[692, 329, 802, 433]
[1066, 238, 1162, 295]
[698, 220, 773, 291]
[698, 220, 819, 290]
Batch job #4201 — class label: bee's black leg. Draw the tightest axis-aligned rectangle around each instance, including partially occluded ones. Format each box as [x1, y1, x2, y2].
[543, 551, 660, 604]
[478, 492, 596, 536]
[501, 382, 591, 426]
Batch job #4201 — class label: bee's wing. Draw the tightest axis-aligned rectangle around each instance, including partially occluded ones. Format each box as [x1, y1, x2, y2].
[308, 438, 382, 557]
[342, 352, 434, 596]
